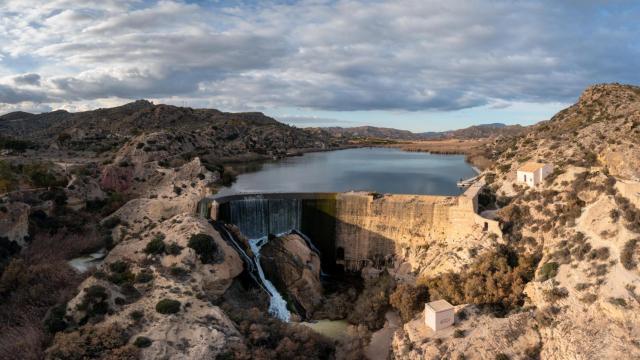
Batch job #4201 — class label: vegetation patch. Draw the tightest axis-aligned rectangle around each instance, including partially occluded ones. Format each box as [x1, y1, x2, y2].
[188, 233, 218, 263]
[155, 299, 181, 314]
[390, 283, 429, 323]
[539, 262, 560, 281]
[621, 239, 639, 270]
[418, 245, 539, 312]
[144, 234, 166, 255]
[134, 336, 153, 348]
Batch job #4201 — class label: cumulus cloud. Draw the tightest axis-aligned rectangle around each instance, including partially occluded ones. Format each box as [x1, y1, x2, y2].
[0, 0, 638, 114]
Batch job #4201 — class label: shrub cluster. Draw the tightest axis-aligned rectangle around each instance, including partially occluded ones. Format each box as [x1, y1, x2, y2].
[188, 233, 218, 263]
[621, 239, 639, 270]
[389, 283, 429, 323]
[220, 306, 334, 359]
[347, 272, 396, 330]
[419, 246, 540, 311]
[538, 262, 559, 281]
[47, 323, 138, 359]
[144, 234, 166, 255]
[155, 299, 181, 314]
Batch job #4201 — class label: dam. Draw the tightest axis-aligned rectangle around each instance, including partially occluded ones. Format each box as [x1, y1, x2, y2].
[198, 181, 501, 272]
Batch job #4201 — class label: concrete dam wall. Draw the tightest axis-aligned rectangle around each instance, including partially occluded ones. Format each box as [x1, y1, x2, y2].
[199, 183, 501, 271]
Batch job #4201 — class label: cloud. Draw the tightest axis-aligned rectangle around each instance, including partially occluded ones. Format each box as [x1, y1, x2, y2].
[0, 0, 638, 114]
[12, 73, 41, 86]
[0, 83, 49, 104]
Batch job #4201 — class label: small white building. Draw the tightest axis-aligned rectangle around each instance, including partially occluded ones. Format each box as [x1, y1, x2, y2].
[424, 299, 454, 331]
[516, 162, 553, 187]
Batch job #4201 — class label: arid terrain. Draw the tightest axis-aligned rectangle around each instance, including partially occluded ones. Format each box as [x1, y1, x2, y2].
[1, 83, 640, 360]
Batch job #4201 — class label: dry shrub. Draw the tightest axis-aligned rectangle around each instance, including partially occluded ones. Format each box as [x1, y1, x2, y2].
[25, 229, 103, 263]
[220, 306, 334, 359]
[0, 322, 47, 360]
[347, 272, 396, 330]
[0, 232, 88, 359]
[419, 246, 540, 312]
[390, 283, 429, 323]
[47, 323, 138, 360]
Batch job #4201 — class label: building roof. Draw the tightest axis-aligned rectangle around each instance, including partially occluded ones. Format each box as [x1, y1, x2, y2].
[425, 299, 453, 312]
[518, 162, 547, 173]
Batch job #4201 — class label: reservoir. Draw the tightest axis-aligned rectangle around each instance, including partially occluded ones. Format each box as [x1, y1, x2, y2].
[218, 147, 476, 196]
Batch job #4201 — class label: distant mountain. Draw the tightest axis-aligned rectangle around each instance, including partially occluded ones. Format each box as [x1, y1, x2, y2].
[317, 122, 526, 141]
[427, 122, 526, 140]
[318, 126, 422, 140]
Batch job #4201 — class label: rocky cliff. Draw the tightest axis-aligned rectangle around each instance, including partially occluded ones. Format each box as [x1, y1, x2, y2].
[392, 83, 640, 359]
[260, 233, 323, 317]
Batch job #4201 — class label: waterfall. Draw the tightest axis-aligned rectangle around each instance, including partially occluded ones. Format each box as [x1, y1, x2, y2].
[249, 236, 291, 322]
[228, 197, 301, 239]
[211, 196, 323, 322]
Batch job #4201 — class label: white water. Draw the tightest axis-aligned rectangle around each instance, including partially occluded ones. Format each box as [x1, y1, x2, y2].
[248, 236, 291, 322]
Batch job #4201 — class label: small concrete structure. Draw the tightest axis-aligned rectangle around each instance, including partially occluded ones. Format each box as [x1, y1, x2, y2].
[424, 299, 454, 331]
[516, 162, 553, 187]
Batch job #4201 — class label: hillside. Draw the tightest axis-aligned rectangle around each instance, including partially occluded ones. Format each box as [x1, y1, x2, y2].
[0, 100, 346, 163]
[393, 83, 640, 359]
[318, 122, 526, 141]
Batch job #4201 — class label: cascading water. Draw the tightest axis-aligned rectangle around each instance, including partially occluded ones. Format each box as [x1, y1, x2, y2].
[210, 196, 322, 322]
[249, 236, 291, 322]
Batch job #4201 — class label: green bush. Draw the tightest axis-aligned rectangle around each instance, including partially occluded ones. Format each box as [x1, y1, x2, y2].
[130, 310, 144, 321]
[44, 303, 68, 333]
[621, 239, 638, 270]
[133, 336, 152, 348]
[188, 233, 218, 263]
[144, 234, 166, 255]
[166, 242, 182, 255]
[108, 261, 134, 285]
[78, 285, 110, 321]
[169, 266, 189, 277]
[135, 271, 154, 283]
[155, 299, 181, 314]
[539, 262, 559, 281]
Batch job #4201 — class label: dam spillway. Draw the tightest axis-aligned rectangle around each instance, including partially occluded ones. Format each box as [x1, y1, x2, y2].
[199, 184, 502, 272]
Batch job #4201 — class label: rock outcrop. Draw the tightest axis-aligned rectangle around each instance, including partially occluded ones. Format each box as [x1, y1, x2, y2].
[0, 201, 29, 246]
[260, 233, 323, 317]
[51, 213, 244, 359]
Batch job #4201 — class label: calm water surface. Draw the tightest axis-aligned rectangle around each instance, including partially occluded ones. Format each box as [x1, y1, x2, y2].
[218, 147, 476, 196]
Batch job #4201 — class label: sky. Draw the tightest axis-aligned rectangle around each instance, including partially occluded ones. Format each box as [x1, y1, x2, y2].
[0, 0, 638, 132]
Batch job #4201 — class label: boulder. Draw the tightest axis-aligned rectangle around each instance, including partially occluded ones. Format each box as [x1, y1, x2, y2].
[260, 233, 323, 317]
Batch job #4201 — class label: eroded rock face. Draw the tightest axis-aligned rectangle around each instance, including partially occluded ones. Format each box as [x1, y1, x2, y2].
[0, 201, 30, 246]
[260, 233, 323, 317]
[54, 213, 244, 360]
[105, 158, 216, 245]
[65, 174, 105, 210]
